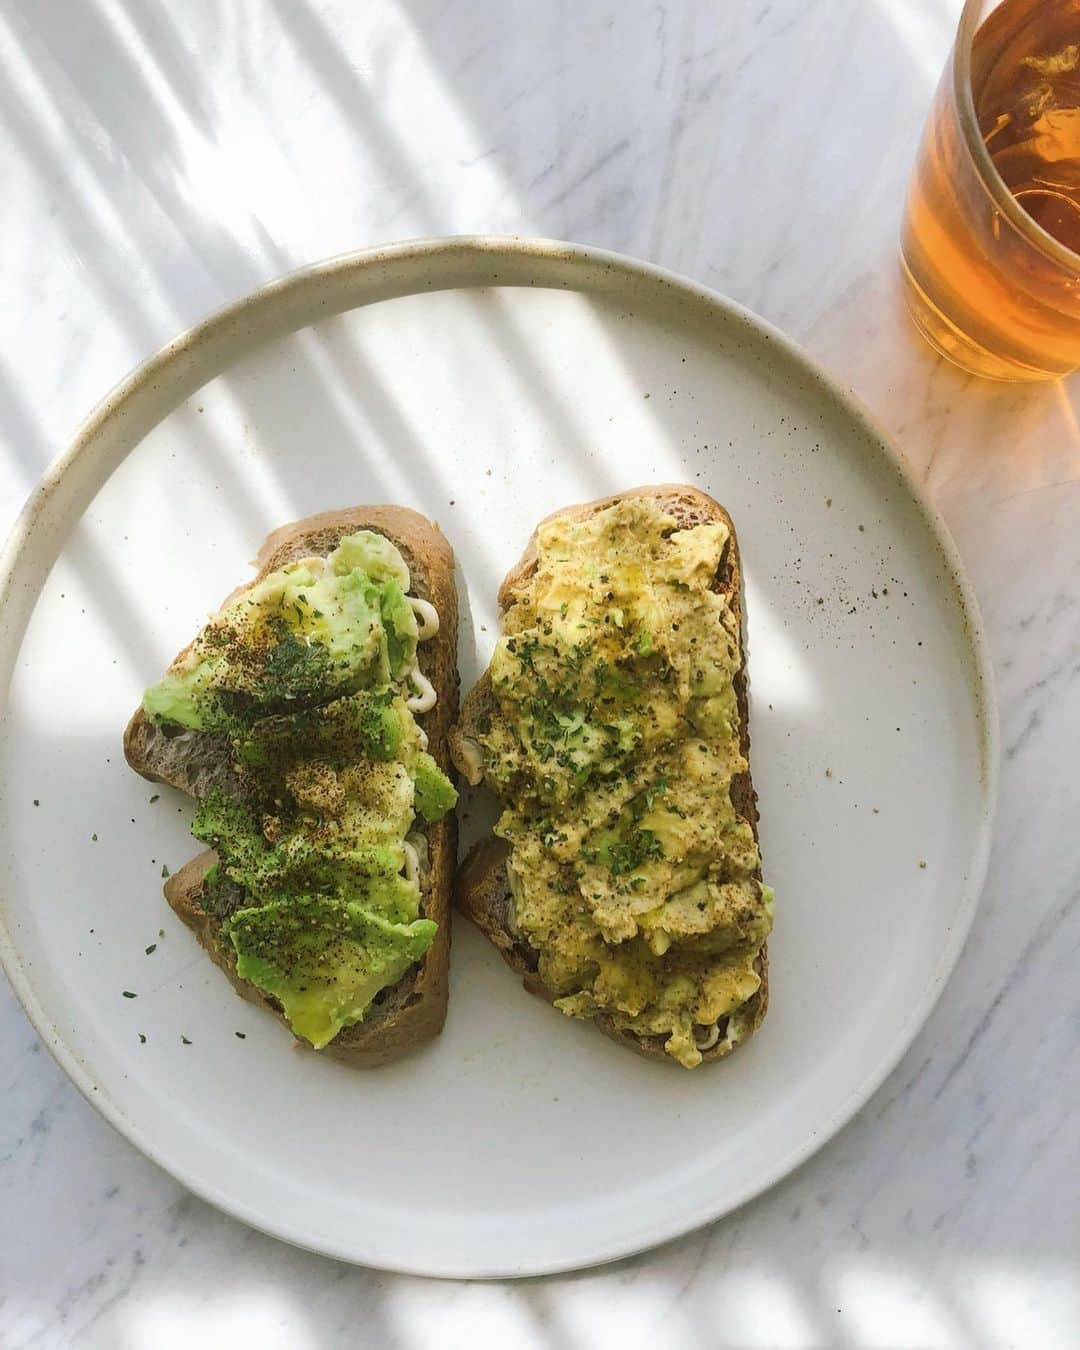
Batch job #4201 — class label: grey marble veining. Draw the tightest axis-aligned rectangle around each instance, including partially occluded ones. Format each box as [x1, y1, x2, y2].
[1, 0, 1078, 1346]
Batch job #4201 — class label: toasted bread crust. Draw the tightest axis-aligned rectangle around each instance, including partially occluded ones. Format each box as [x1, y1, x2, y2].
[126, 507, 458, 1066]
[451, 485, 767, 1065]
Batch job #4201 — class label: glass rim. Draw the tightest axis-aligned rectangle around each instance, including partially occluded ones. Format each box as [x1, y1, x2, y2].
[953, 0, 1080, 270]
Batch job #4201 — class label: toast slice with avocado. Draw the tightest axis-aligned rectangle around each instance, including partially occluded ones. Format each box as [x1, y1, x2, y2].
[450, 486, 771, 1069]
[125, 506, 458, 1067]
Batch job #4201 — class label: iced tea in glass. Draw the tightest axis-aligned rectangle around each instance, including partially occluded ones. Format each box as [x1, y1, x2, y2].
[901, 0, 1080, 381]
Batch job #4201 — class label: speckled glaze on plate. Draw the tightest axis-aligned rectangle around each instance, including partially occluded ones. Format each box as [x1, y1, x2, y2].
[0, 237, 997, 1278]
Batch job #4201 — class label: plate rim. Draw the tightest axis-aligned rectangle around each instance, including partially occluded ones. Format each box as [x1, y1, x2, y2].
[0, 234, 999, 1277]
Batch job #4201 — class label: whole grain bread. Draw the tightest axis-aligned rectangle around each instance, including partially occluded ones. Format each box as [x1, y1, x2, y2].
[450, 485, 767, 1066]
[125, 506, 459, 1067]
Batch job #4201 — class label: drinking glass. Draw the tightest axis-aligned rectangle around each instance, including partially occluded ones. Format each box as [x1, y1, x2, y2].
[901, 0, 1080, 381]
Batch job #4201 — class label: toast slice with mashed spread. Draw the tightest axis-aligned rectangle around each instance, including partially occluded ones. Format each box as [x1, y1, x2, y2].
[125, 506, 458, 1067]
[450, 486, 770, 1069]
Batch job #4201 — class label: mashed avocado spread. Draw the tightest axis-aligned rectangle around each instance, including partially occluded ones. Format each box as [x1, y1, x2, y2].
[143, 531, 456, 1049]
[475, 499, 773, 1068]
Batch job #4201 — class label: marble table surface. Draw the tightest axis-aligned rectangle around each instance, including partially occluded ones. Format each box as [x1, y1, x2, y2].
[1, 1, 1077, 1345]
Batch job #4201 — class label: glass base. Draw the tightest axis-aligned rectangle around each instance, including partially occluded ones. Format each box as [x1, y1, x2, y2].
[899, 258, 1062, 382]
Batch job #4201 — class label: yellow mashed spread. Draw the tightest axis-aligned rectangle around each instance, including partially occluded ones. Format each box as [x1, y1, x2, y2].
[476, 498, 773, 1068]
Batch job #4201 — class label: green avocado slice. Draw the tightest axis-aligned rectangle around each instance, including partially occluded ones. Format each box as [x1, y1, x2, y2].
[410, 750, 458, 822]
[226, 895, 437, 1049]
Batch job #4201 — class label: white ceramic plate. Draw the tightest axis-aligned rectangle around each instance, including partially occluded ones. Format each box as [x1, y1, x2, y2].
[0, 238, 996, 1278]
